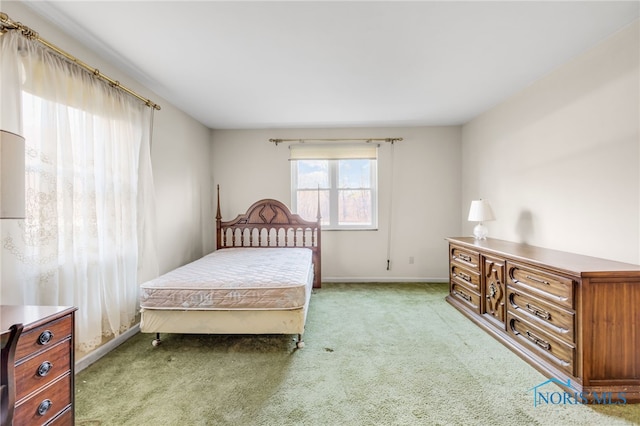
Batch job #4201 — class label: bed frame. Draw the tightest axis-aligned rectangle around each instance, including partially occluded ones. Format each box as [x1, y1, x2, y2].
[215, 186, 322, 289]
[141, 187, 321, 348]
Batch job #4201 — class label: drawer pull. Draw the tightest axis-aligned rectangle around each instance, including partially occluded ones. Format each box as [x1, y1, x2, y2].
[457, 271, 472, 282]
[38, 330, 54, 345]
[525, 330, 551, 351]
[458, 254, 472, 263]
[37, 399, 53, 416]
[525, 303, 551, 321]
[453, 289, 472, 302]
[526, 275, 550, 285]
[37, 361, 53, 377]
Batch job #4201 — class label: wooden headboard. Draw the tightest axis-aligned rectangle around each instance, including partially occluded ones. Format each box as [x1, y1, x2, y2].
[215, 186, 322, 288]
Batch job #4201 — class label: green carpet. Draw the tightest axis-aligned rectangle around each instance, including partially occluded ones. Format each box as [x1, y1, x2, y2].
[75, 283, 640, 425]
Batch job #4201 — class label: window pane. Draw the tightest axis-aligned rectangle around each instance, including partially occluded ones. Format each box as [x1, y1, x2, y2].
[297, 160, 329, 189]
[297, 189, 329, 225]
[292, 153, 376, 229]
[338, 159, 370, 189]
[338, 189, 372, 225]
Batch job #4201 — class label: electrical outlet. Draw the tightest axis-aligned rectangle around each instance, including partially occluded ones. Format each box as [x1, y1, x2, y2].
[409, 256, 414, 264]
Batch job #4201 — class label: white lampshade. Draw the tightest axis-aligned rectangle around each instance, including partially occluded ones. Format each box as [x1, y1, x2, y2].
[468, 199, 495, 240]
[468, 200, 496, 222]
[0, 130, 26, 219]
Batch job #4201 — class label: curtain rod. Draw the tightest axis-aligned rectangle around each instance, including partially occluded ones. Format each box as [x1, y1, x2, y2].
[0, 12, 161, 111]
[269, 137, 403, 146]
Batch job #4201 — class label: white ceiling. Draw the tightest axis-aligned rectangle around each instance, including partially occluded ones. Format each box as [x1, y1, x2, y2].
[23, 1, 640, 130]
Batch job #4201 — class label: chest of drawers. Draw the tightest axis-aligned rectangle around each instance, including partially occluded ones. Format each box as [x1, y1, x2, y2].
[446, 237, 640, 403]
[1, 305, 76, 425]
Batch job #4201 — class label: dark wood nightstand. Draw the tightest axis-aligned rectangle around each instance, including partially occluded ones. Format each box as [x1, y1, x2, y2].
[1, 305, 76, 425]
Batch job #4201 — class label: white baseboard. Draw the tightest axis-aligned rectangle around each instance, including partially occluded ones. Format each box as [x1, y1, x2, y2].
[321, 277, 449, 283]
[75, 324, 140, 373]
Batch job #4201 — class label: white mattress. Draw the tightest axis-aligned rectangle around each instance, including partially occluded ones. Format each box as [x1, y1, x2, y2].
[140, 247, 313, 311]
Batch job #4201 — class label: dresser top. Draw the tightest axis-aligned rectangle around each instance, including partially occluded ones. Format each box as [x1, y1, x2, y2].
[447, 237, 640, 277]
[1, 305, 76, 335]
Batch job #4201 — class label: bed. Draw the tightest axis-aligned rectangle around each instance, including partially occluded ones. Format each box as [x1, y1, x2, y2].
[139, 187, 321, 348]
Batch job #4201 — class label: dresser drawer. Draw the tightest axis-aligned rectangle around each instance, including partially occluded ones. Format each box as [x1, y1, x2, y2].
[507, 288, 574, 344]
[15, 315, 73, 361]
[15, 338, 72, 401]
[450, 282, 481, 314]
[47, 407, 74, 426]
[507, 312, 575, 376]
[14, 373, 72, 426]
[451, 264, 481, 292]
[450, 245, 480, 272]
[507, 262, 574, 308]
[47, 406, 73, 425]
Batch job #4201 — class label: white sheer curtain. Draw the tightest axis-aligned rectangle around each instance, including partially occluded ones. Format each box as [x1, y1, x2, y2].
[0, 31, 158, 354]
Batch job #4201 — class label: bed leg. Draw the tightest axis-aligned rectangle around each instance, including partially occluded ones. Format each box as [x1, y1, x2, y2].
[152, 333, 161, 347]
[295, 334, 305, 349]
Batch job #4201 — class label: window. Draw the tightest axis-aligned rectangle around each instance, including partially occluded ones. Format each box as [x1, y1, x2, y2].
[291, 144, 378, 230]
[2, 28, 156, 355]
[21, 90, 142, 252]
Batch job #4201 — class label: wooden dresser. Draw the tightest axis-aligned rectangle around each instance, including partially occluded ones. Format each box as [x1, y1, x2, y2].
[1, 306, 76, 425]
[446, 237, 640, 403]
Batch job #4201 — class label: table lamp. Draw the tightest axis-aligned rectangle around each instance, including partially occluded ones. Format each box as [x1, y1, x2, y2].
[468, 199, 495, 240]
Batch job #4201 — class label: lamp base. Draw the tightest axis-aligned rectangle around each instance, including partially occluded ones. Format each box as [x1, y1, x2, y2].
[473, 222, 489, 240]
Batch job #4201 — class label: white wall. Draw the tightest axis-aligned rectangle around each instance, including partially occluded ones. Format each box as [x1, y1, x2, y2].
[461, 20, 640, 264]
[212, 126, 461, 282]
[152, 108, 215, 274]
[0, 2, 214, 303]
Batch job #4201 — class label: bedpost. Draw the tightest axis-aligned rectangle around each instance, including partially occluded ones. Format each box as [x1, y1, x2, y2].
[216, 185, 222, 249]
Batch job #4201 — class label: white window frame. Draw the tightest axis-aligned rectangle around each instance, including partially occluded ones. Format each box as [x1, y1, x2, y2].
[290, 144, 378, 231]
